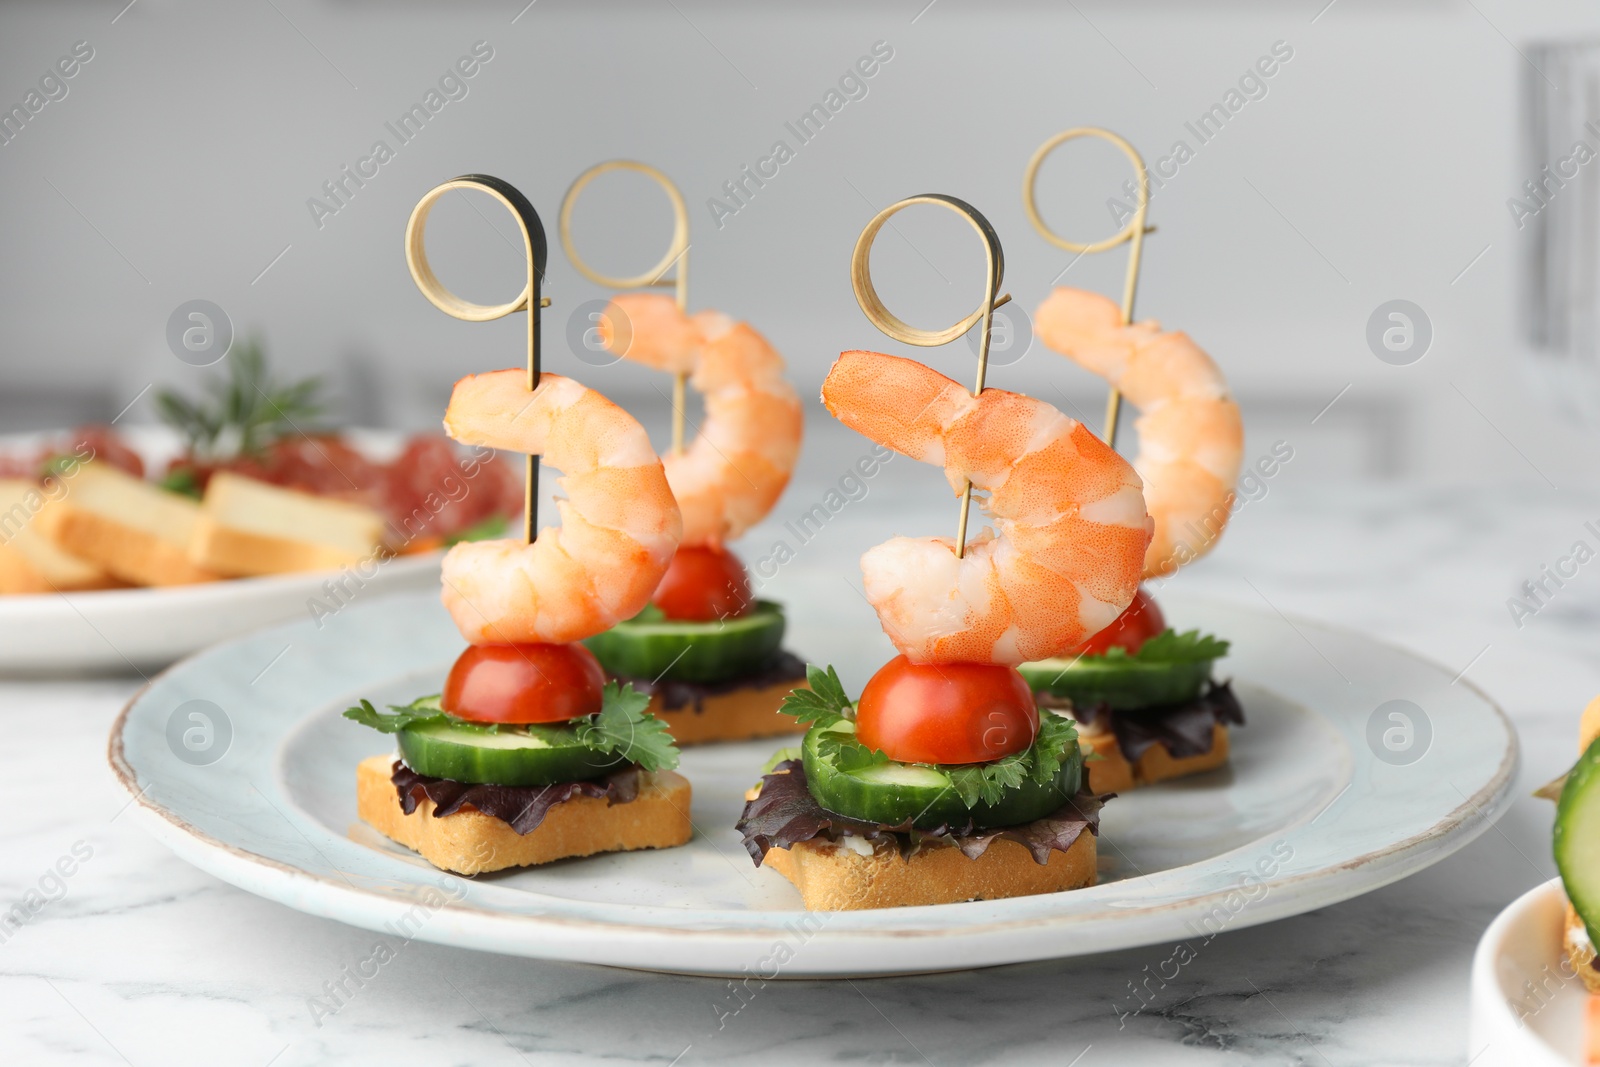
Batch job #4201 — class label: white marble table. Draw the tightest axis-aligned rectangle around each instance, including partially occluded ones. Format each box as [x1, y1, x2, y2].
[1, 459, 1586, 1065]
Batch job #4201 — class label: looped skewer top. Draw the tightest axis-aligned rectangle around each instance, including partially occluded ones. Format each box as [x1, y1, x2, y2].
[849, 193, 1012, 559]
[405, 174, 549, 545]
[559, 160, 693, 454]
[1022, 127, 1153, 449]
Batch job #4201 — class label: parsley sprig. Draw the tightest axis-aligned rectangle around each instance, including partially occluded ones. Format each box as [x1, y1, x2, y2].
[572, 682, 678, 772]
[944, 712, 1080, 807]
[1090, 628, 1229, 664]
[343, 682, 679, 772]
[778, 663, 853, 729]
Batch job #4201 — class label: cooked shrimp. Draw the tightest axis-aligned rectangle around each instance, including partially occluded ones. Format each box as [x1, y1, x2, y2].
[438, 370, 682, 645]
[600, 293, 802, 547]
[822, 351, 1151, 666]
[1035, 287, 1244, 578]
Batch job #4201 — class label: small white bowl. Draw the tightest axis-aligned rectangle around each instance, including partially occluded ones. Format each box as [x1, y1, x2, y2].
[1470, 877, 1593, 1066]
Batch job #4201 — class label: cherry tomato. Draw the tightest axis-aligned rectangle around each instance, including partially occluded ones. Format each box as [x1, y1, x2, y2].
[855, 655, 1038, 766]
[442, 642, 606, 724]
[652, 545, 754, 622]
[1071, 586, 1166, 657]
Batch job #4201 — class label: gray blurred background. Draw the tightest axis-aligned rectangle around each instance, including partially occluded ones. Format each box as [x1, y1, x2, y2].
[0, 0, 1595, 489]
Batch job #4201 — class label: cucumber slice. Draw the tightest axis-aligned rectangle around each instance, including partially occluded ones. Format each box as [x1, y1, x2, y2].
[396, 719, 625, 787]
[584, 600, 786, 684]
[800, 722, 1082, 830]
[1556, 737, 1600, 943]
[1018, 655, 1214, 710]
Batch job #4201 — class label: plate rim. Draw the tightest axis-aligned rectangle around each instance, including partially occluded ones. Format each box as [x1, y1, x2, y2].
[107, 596, 1520, 970]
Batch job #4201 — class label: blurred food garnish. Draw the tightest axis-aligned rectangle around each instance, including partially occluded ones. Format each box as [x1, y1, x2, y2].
[1, 341, 523, 595]
[155, 338, 323, 462]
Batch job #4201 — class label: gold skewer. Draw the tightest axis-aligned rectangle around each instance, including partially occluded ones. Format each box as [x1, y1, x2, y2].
[405, 174, 549, 545]
[1022, 127, 1153, 449]
[849, 194, 1010, 559]
[560, 160, 692, 454]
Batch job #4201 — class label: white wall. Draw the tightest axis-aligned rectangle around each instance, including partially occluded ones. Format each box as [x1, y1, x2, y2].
[2, 0, 1598, 488]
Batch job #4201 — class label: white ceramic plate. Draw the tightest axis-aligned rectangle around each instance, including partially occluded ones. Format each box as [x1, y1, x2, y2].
[0, 556, 441, 672]
[0, 427, 440, 672]
[109, 591, 1518, 977]
[1470, 878, 1593, 1067]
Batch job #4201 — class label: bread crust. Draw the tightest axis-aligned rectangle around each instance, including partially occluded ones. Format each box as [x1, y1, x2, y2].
[763, 830, 1096, 910]
[0, 538, 123, 594]
[34, 502, 219, 586]
[190, 516, 371, 577]
[646, 677, 805, 745]
[1078, 724, 1230, 793]
[189, 472, 385, 576]
[0, 479, 124, 594]
[356, 755, 692, 874]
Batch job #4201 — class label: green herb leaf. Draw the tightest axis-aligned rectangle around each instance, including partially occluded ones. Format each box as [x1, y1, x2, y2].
[38, 454, 85, 481]
[157, 467, 203, 500]
[929, 710, 1082, 809]
[814, 728, 887, 773]
[443, 514, 509, 546]
[155, 338, 324, 461]
[761, 746, 802, 774]
[1090, 628, 1229, 665]
[574, 681, 679, 772]
[1027, 712, 1080, 784]
[780, 663, 853, 728]
[945, 754, 1030, 808]
[342, 697, 451, 734]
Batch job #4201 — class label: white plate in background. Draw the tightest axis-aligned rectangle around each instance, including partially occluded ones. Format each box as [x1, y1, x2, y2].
[110, 592, 1518, 976]
[0, 427, 439, 672]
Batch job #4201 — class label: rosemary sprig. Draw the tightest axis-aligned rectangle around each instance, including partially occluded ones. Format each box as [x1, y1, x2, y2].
[155, 339, 324, 461]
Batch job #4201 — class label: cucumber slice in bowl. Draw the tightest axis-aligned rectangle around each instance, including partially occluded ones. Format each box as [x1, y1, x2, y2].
[800, 721, 1082, 830]
[584, 600, 786, 685]
[1018, 655, 1214, 710]
[396, 719, 626, 787]
[1556, 737, 1600, 941]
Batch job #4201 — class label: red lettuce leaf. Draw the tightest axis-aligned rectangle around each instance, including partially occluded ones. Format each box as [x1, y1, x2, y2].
[736, 761, 1107, 867]
[391, 761, 641, 836]
[1057, 680, 1244, 764]
[612, 650, 806, 713]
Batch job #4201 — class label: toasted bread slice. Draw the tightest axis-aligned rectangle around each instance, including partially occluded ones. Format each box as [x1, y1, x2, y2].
[646, 677, 806, 745]
[763, 830, 1096, 911]
[0, 479, 123, 594]
[191, 472, 385, 577]
[1565, 902, 1600, 993]
[1077, 724, 1231, 794]
[355, 755, 692, 875]
[32, 464, 219, 586]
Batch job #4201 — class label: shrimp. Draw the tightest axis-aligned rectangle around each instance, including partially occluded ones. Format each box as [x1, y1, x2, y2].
[600, 293, 802, 547]
[1035, 287, 1244, 578]
[822, 351, 1151, 666]
[437, 370, 682, 645]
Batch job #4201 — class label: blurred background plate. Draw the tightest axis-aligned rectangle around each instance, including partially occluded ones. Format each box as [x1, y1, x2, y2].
[0, 427, 441, 673]
[0, 553, 440, 674]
